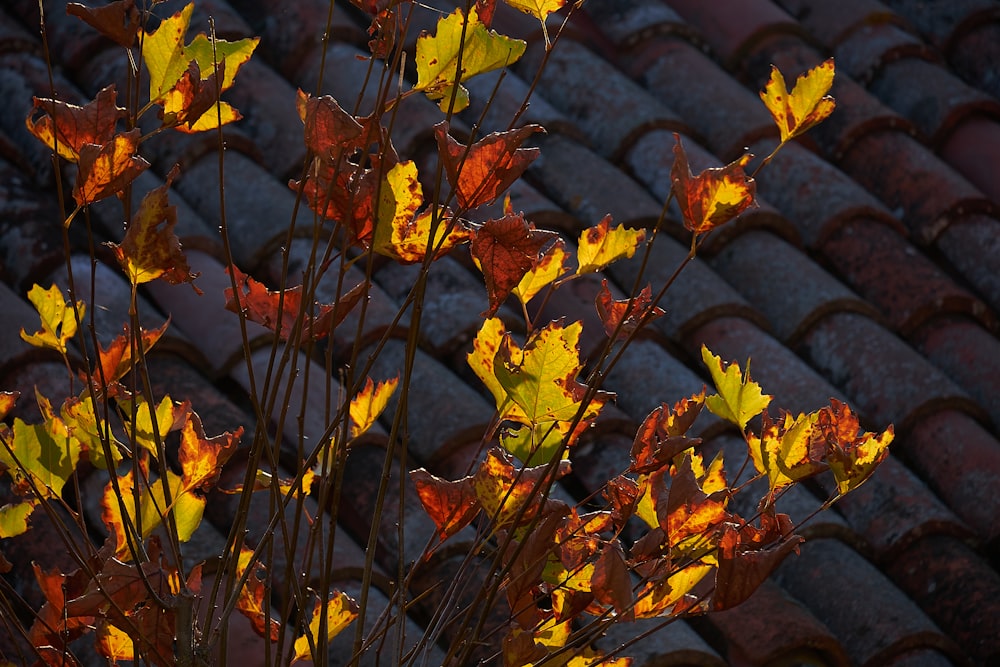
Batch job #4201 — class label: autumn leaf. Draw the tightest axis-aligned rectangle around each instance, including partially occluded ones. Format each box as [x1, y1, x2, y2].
[471, 213, 558, 317]
[20, 283, 84, 355]
[74, 128, 150, 206]
[411, 468, 479, 541]
[178, 411, 241, 491]
[292, 592, 360, 663]
[629, 393, 705, 475]
[702, 345, 771, 431]
[0, 392, 17, 421]
[235, 547, 281, 641]
[296, 90, 365, 161]
[293, 160, 378, 247]
[511, 237, 568, 306]
[1, 417, 82, 500]
[595, 280, 665, 340]
[225, 266, 365, 342]
[760, 58, 836, 143]
[349, 376, 399, 438]
[472, 447, 570, 527]
[160, 59, 242, 132]
[663, 455, 730, 551]
[67, 0, 140, 47]
[576, 215, 645, 274]
[61, 393, 122, 469]
[817, 399, 893, 495]
[88, 320, 170, 391]
[435, 121, 544, 210]
[671, 134, 756, 235]
[713, 512, 802, 610]
[633, 563, 712, 618]
[748, 410, 828, 495]
[414, 7, 526, 112]
[591, 542, 632, 619]
[25, 85, 125, 162]
[504, 0, 565, 46]
[373, 161, 472, 262]
[110, 165, 198, 287]
[0, 500, 37, 539]
[95, 621, 135, 662]
[118, 394, 185, 457]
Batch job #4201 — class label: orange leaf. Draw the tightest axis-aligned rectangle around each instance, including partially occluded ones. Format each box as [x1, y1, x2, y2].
[472, 447, 570, 528]
[110, 165, 198, 287]
[160, 59, 241, 133]
[224, 266, 364, 342]
[713, 511, 801, 610]
[595, 280, 665, 340]
[817, 399, 893, 495]
[633, 562, 712, 619]
[95, 621, 135, 662]
[472, 213, 558, 316]
[293, 162, 377, 247]
[760, 58, 836, 143]
[178, 411, 242, 492]
[411, 468, 479, 541]
[236, 547, 281, 641]
[663, 455, 729, 551]
[671, 134, 755, 235]
[73, 128, 150, 207]
[67, 0, 140, 47]
[296, 90, 365, 161]
[629, 392, 705, 475]
[748, 410, 828, 496]
[435, 121, 543, 210]
[28, 563, 94, 650]
[25, 85, 125, 162]
[88, 320, 170, 391]
[349, 376, 398, 438]
[591, 542, 632, 620]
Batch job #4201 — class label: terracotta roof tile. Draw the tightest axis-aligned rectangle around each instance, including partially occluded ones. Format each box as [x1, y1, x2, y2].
[833, 21, 936, 86]
[913, 316, 1000, 429]
[886, 535, 1000, 665]
[879, 0, 1000, 57]
[773, 538, 964, 666]
[594, 614, 726, 667]
[940, 114, 1000, 205]
[0, 7, 38, 57]
[0, 281, 53, 373]
[463, 68, 578, 140]
[877, 650, 959, 667]
[582, 0, 692, 52]
[947, 21, 1000, 99]
[935, 214, 1000, 311]
[776, 0, 907, 53]
[819, 218, 995, 335]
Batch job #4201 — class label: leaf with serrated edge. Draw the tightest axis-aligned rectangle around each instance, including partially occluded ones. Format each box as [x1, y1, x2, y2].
[20, 284, 84, 355]
[512, 238, 568, 306]
[349, 376, 399, 438]
[576, 215, 645, 274]
[292, 592, 359, 663]
[672, 134, 756, 235]
[701, 345, 771, 431]
[760, 59, 836, 143]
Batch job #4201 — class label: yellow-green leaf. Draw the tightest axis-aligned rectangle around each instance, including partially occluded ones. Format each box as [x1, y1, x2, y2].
[414, 7, 526, 112]
[0, 499, 37, 538]
[747, 411, 827, 494]
[576, 215, 645, 274]
[701, 345, 771, 431]
[291, 592, 360, 663]
[142, 3, 195, 103]
[20, 284, 84, 355]
[183, 33, 258, 92]
[349, 376, 399, 438]
[500, 421, 569, 467]
[511, 238, 568, 306]
[120, 395, 181, 456]
[504, 0, 565, 25]
[1, 418, 82, 500]
[818, 399, 893, 495]
[468, 316, 512, 417]
[760, 58, 836, 143]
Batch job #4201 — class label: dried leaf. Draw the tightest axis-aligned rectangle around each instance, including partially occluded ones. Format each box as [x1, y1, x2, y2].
[713, 512, 801, 610]
[89, 320, 170, 391]
[747, 410, 827, 495]
[235, 548, 281, 641]
[595, 280, 665, 340]
[73, 128, 150, 206]
[818, 399, 893, 495]
[178, 412, 242, 492]
[349, 376, 399, 438]
[67, 0, 140, 47]
[296, 90, 364, 161]
[292, 592, 360, 663]
[472, 447, 570, 527]
[629, 393, 705, 475]
[472, 213, 558, 316]
[576, 215, 645, 274]
[25, 85, 125, 162]
[411, 468, 479, 541]
[671, 134, 756, 235]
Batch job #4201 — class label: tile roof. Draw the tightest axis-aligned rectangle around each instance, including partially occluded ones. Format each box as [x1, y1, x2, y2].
[1, 0, 999, 665]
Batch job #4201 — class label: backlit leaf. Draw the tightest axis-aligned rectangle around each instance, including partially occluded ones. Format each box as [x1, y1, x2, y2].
[664, 455, 729, 551]
[20, 283, 84, 355]
[142, 3, 194, 102]
[67, 0, 140, 48]
[119, 395, 184, 457]
[0, 500, 36, 538]
[349, 376, 399, 438]
[414, 7, 526, 112]
[2, 417, 81, 499]
[225, 266, 365, 342]
[500, 421, 570, 466]
[702, 345, 771, 431]
[817, 399, 893, 495]
[671, 134, 756, 235]
[73, 128, 150, 206]
[89, 320, 170, 391]
[160, 59, 241, 133]
[511, 237, 568, 306]
[110, 165, 198, 287]
[292, 592, 359, 663]
[629, 392, 705, 475]
[178, 411, 242, 491]
[576, 215, 645, 274]
[595, 280, 665, 340]
[293, 159, 378, 247]
[471, 212, 558, 317]
[61, 393, 121, 469]
[760, 59, 836, 143]
[713, 512, 801, 610]
[25, 85, 125, 162]
[235, 547, 281, 641]
[591, 542, 632, 619]
[0, 392, 17, 421]
[95, 621, 135, 661]
[747, 410, 827, 495]
[472, 447, 570, 527]
[435, 121, 544, 210]
[504, 0, 565, 27]
[296, 90, 365, 161]
[411, 468, 479, 541]
[633, 563, 712, 618]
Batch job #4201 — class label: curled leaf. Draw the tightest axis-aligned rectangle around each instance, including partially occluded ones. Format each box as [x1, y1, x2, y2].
[671, 134, 756, 235]
[20, 284, 84, 355]
[472, 213, 558, 317]
[595, 280, 665, 340]
[760, 58, 836, 143]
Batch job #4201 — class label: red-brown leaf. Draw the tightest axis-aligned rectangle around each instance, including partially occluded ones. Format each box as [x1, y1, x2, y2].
[663, 455, 729, 548]
[592, 541, 633, 620]
[73, 128, 150, 206]
[595, 279, 665, 340]
[671, 133, 755, 235]
[435, 121, 544, 210]
[410, 468, 479, 541]
[292, 162, 377, 247]
[88, 320, 170, 393]
[26, 85, 126, 163]
[472, 213, 558, 317]
[67, 0, 140, 47]
[629, 394, 705, 475]
[296, 90, 365, 161]
[713, 514, 802, 611]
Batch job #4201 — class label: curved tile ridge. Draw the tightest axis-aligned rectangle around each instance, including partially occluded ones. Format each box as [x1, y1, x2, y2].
[517, 38, 691, 162]
[776, 0, 909, 52]
[879, 0, 1000, 67]
[582, 0, 702, 53]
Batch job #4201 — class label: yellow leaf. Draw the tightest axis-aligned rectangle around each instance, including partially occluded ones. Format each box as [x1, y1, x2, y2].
[505, 0, 565, 25]
[141, 3, 194, 103]
[701, 345, 771, 431]
[747, 411, 827, 494]
[671, 134, 756, 235]
[1, 417, 81, 500]
[760, 58, 836, 143]
[511, 238, 569, 306]
[468, 317, 514, 416]
[576, 215, 645, 274]
[0, 499, 37, 538]
[20, 284, 84, 355]
[415, 7, 526, 112]
[633, 562, 712, 618]
[96, 621, 135, 661]
[183, 33, 258, 92]
[817, 400, 893, 495]
[349, 376, 399, 438]
[120, 395, 181, 456]
[500, 421, 569, 467]
[235, 547, 282, 641]
[291, 591, 360, 663]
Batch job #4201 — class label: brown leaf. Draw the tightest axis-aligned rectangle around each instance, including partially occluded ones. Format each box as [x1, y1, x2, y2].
[713, 513, 802, 611]
[73, 128, 150, 206]
[595, 279, 665, 340]
[67, 0, 140, 47]
[435, 121, 544, 210]
[671, 133, 756, 235]
[591, 542, 633, 620]
[296, 90, 365, 161]
[88, 320, 170, 393]
[663, 455, 729, 549]
[26, 85, 126, 163]
[472, 213, 558, 317]
[629, 393, 705, 475]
